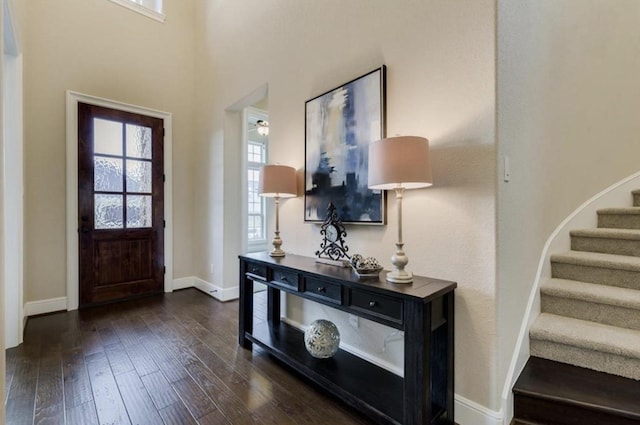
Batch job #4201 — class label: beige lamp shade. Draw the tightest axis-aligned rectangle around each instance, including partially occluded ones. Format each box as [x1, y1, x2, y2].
[259, 165, 297, 198]
[368, 136, 433, 190]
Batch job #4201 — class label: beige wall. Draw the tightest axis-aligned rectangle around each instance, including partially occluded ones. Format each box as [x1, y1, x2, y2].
[23, 0, 196, 302]
[497, 0, 640, 401]
[195, 0, 497, 411]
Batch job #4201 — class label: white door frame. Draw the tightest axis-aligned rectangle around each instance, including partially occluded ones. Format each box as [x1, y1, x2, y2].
[3, 0, 24, 348]
[65, 91, 173, 310]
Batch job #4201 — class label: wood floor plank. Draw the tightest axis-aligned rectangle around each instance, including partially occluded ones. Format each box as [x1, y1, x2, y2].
[181, 360, 266, 425]
[104, 342, 136, 376]
[139, 370, 180, 410]
[85, 352, 132, 425]
[197, 409, 232, 425]
[157, 401, 198, 425]
[80, 327, 105, 356]
[170, 377, 216, 419]
[62, 347, 94, 409]
[34, 344, 65, 425]
[96, 320, 121, 347]
[4, 347, 20, 404]
[66, 401, 99, 425]
[114, 369, 163, 425]
[6, 348, 40, 425]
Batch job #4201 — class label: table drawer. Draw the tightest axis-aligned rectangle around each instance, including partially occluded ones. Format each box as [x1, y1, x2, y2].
[246, 262, 267, 280]
[304, 278, 342, 304]
[272, 269, 300, 290]
[348, 289, 403, 324]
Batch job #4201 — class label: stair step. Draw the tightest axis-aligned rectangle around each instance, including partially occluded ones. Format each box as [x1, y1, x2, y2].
[571, 228, 640, 257]
[541, 278, 640, 330]
[598, 207, 640, 229]
[550, 251, 640, 289]
[633, 190, 640, 207]
[513, 356, 640, 425]
[530, 313, 640, 380]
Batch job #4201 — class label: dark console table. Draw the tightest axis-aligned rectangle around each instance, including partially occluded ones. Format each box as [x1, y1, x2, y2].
[238, 252, 456, 425]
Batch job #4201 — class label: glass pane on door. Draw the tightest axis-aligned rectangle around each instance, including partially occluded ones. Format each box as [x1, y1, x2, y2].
[126, 124, 152, 159]
[94, 156, 124, 192]
[126, 160, 152, 193]
[95, 194, 124, 229]
[94, 118, 123, 156]
[127, 195, 152, 228]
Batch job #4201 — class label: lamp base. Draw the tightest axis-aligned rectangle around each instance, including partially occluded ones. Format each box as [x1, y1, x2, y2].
[270, 230, 285, 257]
[269, 248, 285, 257]
[386, 270, 413, 284]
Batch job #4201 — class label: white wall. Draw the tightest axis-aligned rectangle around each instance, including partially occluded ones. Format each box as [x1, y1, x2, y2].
[23, 0, 196, 303]
[195, 0, 497, 413]
[497, 0, 640, 417]
[0, 0, 6, 418]
[3, 1, 23, 348]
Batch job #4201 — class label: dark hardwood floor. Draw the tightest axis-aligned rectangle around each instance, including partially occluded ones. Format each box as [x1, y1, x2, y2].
[5, 288, 372, 425]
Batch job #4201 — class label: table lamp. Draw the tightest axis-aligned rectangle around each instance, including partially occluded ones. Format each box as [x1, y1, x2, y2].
[259, 164, 298, 257]
[368, 136, 433, 283]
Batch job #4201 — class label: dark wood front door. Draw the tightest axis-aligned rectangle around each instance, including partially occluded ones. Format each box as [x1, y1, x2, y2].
[78, 102, 164, 307]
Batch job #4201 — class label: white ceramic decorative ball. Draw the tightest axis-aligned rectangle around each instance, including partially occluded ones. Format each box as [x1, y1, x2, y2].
[304, 319, 340, 358]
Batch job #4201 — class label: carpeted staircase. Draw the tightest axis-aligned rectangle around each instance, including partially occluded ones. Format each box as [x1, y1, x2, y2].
[513, 189, 640, 425]
[532, 189, 640, 378]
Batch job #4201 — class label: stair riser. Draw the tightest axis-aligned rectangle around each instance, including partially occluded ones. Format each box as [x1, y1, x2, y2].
[571, 236, 640, 257]
[530, 339, 640, 380]
[598, 214, 640, 229]
[551, 262, 640, 289]
[541, 295, 640, 331]
[514, 394, 640, 425]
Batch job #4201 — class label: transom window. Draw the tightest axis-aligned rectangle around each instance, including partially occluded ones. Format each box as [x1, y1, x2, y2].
[108, 0, 165, 22]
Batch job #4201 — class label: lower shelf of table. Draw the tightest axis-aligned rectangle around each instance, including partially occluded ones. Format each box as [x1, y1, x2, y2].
[246, 320, 403, 424]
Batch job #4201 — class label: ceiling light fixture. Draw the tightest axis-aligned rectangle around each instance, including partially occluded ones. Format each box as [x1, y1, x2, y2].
[256, 119, 269, 136]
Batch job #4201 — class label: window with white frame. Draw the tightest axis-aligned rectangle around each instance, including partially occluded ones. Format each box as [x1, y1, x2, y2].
[109, 0, 165, 22]
[246, 109, 268, 251]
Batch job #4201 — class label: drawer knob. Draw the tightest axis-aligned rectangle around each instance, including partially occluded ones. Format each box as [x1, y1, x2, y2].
[317, 287, 326, 293]
[369, 301, 377, 307]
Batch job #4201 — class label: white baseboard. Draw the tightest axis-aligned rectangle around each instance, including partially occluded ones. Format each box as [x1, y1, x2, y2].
[455, 394, 503, 425]
[23, 277, 237, 317]
[24, 296, 67, 317]
[192, 277, 239, 301]
[174, 276, 239, 302]
[172, 276, 195, 291]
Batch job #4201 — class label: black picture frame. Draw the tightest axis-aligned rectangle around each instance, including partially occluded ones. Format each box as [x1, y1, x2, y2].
[304, 66, 387, 225]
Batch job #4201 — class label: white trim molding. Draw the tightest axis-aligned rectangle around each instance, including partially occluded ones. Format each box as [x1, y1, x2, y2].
[65, 91, 173, 310]
[24, 297, 68, 317]
[172, 276, 239, 302]
[108, 0, 165, 23]
[172, 277, 194, 291]
[455, 395, 503, 425]
[192, 277, 239, 302]
[500, 169, 640, 424]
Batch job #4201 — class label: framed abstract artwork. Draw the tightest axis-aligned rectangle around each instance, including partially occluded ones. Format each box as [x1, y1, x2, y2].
[304, 66, 387, 225]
